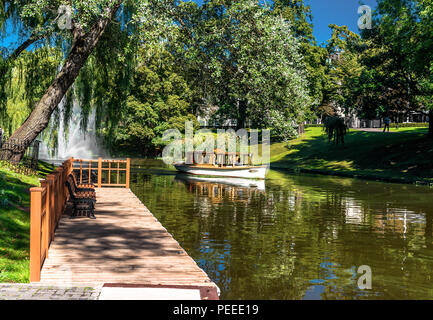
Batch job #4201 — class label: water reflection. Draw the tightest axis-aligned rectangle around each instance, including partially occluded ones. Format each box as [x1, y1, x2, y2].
[175, 174, 266, 205]
[175, 174, 266, 191]
[130, 161, 433, 300]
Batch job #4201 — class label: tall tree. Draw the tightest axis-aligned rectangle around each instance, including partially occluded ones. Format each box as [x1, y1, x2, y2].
[322, 25, 363, 120]
[412, 0, 433, 136]
[168, 0, 312, 140]
[273, 0, 328, 109]
[355, 0, 433, 136]
[110, 46, 197, 155]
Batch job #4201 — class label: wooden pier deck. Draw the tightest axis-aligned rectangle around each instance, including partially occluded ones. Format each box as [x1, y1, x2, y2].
[40, 188, 216, 293]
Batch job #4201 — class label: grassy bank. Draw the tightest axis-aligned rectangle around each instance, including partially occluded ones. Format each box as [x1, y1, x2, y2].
[270, 127, 433, 184]
[0, 161, 54, 283]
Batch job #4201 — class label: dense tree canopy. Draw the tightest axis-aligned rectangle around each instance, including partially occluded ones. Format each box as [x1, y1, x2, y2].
[110, 46, 198, 155]
[0, 0, 318, 158]
[1, 0, 433, 160]
[146, 0, 312, 140]
[273, 0, 328, 108]
[332, 0, 433, 135]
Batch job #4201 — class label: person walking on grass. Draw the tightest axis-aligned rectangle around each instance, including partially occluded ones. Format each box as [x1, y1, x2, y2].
[383, 116, 391, 132]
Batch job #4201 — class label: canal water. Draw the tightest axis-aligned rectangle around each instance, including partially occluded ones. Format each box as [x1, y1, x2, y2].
[130, 160, 433, 300]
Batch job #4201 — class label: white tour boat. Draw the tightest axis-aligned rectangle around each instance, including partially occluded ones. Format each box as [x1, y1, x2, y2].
[174, 150, 268, 179]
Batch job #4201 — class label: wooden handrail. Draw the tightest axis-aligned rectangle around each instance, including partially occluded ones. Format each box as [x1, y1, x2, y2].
[30, 158, 73, 282]
[71, 158, 130, 188]
[29, 157, 130, 282]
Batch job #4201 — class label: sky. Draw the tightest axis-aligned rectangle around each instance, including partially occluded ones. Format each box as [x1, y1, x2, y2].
[192, 0, 379, 45]
[304, 0, 378, 45]
[1, 0, 379, 53]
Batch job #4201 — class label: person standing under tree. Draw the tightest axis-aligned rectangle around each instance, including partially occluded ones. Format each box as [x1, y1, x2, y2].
[0, 126, 4, 149]
[383, 116, 391, 132]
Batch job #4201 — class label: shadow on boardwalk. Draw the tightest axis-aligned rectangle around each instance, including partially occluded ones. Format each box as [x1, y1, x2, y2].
[39, 188, 214, 287]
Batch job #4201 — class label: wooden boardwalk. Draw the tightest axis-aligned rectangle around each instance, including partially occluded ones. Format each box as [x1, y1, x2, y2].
[40, 188, 216, 291]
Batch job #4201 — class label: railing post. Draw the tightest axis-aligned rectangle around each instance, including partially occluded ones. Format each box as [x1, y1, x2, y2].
[40, 181, 50, 259]
[108, 161, 111, 185]
[55, 167, 63, 223]
[98, 158, 102, 188]
[68, 158, 73, 176]
[88, 160, 91, 184]
[46, 174, 56, 241]
[126, 158, 131, 189]
[61, 165, 66, 214]
[29, 187, 42, 282]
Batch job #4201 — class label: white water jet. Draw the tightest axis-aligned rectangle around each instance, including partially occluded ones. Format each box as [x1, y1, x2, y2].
[40, 98, 110, 160]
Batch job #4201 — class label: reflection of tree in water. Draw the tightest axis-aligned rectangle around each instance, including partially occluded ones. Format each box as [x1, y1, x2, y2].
[131, 164, 433, 299]
[279, 176, 433, 300]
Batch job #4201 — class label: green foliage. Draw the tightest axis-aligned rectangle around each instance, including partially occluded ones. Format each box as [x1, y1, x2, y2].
[350, 0, 433, 129]
[2, 0, 317, 153]
[322, 25, 363, 116]
[0, 47, 62, 137]
[273, 0, 328, 109]
[5, 0, 432, 157]
[110, 47, 198, 155]
[167, 0, 312, 140]
[1, 0, 146, 145]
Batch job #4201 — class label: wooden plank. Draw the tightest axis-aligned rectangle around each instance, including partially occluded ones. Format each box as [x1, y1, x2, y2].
[39, 188, 217, 291]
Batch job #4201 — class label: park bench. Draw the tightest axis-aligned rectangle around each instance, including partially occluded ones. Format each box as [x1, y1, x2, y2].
[69, 174, 96, 200]
[65, 175, 96, 219]
[70, 173, 96, 192]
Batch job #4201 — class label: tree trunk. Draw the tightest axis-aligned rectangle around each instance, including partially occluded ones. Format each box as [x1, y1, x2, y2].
[298, 123, 305, 135]
[429, 109, 433, 138]
[237, 100, 248, 130]
[1, 2, 122, 162]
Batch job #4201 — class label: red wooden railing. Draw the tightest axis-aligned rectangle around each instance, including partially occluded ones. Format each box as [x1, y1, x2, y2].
[29, 157, 130, 282]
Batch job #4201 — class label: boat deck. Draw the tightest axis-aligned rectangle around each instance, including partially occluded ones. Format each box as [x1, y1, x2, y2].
[39, 188, 218, 296]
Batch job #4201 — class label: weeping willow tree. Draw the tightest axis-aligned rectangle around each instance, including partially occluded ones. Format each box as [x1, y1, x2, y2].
[0, 0, 212, 161]
[0, 0, 148, 161]
[1, 48, 63, 137]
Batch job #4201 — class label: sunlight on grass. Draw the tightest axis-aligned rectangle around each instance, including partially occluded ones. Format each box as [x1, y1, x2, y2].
[270, 127, 433, 183]
[0, 161, 51, 283]
[323, 160, 356, 171]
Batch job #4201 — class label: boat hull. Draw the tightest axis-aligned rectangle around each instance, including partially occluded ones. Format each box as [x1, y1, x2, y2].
[175, 174, 266, 191]
[174, 164, 268, 179]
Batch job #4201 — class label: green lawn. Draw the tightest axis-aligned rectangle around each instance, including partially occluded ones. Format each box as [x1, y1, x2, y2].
[270, 127, 433, 184]
[0, 161, 54, 283]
